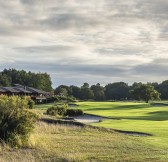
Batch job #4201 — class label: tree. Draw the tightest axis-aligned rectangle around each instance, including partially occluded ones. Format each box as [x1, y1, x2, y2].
[156, 80, 168, 100]
[131, 84, 160, 103]
[80, 87, 94, 100]
[54, 85, 71, 96]
[70, 86, 81, 99]
[105, 82, 130, 100]
[0, 68, 53, 92]
[82, 83, 90, 88]
[91, 83, 105, 100]
[55, 87, 68, 96]
[79, 83, 93, 100]
[0, 74, 11, 86]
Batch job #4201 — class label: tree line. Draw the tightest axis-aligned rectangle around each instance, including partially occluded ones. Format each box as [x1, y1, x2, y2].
[55, 81, 168, 102]
[0, 68, 168, 102]
[0, 68, 52, 92]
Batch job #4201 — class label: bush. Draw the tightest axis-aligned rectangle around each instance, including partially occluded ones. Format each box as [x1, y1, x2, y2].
[28, 98, 35, 109]
[46, 104, 67, 116]
[58, 96, 67, 101]
[56, 95, 77, 102]
[67, 96, 76, 102]
[46, 96, 59, 103]
[0, 95, 38, 147]
[66, 109, 84, 116]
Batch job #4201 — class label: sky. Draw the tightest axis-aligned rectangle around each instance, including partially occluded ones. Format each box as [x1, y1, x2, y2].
[0, 0, 168, 88]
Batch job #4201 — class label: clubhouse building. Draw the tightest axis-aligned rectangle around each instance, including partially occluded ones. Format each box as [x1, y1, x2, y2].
[0, 84, 53, 103]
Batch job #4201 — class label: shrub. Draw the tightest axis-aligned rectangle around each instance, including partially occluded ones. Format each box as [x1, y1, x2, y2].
[66, 109, 84, 116]
[58, 96, 67, 101]
[0, 95, 38, 147]
[46, 96, 59, 103]
[28, 99, 35, 109]
[46, 104, 67, 116]
[67, 96, 76, 102]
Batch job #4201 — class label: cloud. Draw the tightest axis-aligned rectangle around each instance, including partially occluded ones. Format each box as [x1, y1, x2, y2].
[0, 0, 168, 87]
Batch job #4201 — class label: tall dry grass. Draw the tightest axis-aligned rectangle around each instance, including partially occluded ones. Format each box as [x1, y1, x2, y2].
[0, 121, 166, 162]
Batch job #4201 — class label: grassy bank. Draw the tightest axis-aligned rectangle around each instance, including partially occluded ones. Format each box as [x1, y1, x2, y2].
[0, 121, 167, 162]
[1, 101, 167, 161]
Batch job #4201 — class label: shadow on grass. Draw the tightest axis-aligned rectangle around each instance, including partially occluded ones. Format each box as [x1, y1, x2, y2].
[151, 103, 168, 107]
[86, 104, 150, 112]
[40, 118, 85, 127]
[109, 110, 168, 121]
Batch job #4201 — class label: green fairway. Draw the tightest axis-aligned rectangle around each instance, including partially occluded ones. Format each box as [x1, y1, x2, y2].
[32, 101, 168, 161]
[77, 102, 168, 149]
[35, 103, 55, 110]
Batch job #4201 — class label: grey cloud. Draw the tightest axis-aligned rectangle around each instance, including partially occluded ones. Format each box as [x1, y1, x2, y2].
[15, 45, 73, 53]
[96, 48, 147, 56]
[20, 0, 36, 5]
[132, 58, 168, 76]
[152, 58, 168, 65]
[13, 61, 128, 77]
[39, 13, 103, 31]
[138, 0, 168, 16]
[0, 59, 130, 86]
[0, 0, 168, 86]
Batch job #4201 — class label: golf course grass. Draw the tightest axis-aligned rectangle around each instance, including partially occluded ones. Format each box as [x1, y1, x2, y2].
[29, 101, 168, 161]
[77, 102, 168, 150]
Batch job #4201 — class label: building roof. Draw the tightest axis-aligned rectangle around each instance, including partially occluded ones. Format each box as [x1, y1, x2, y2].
[13, 87, 32, 93]
[0, 84, 50, 94]
[0, 88, 7, 92]
[26, 87, 48, 94]
[13, 84, 49, 94]
[1, 87, 20, 93]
